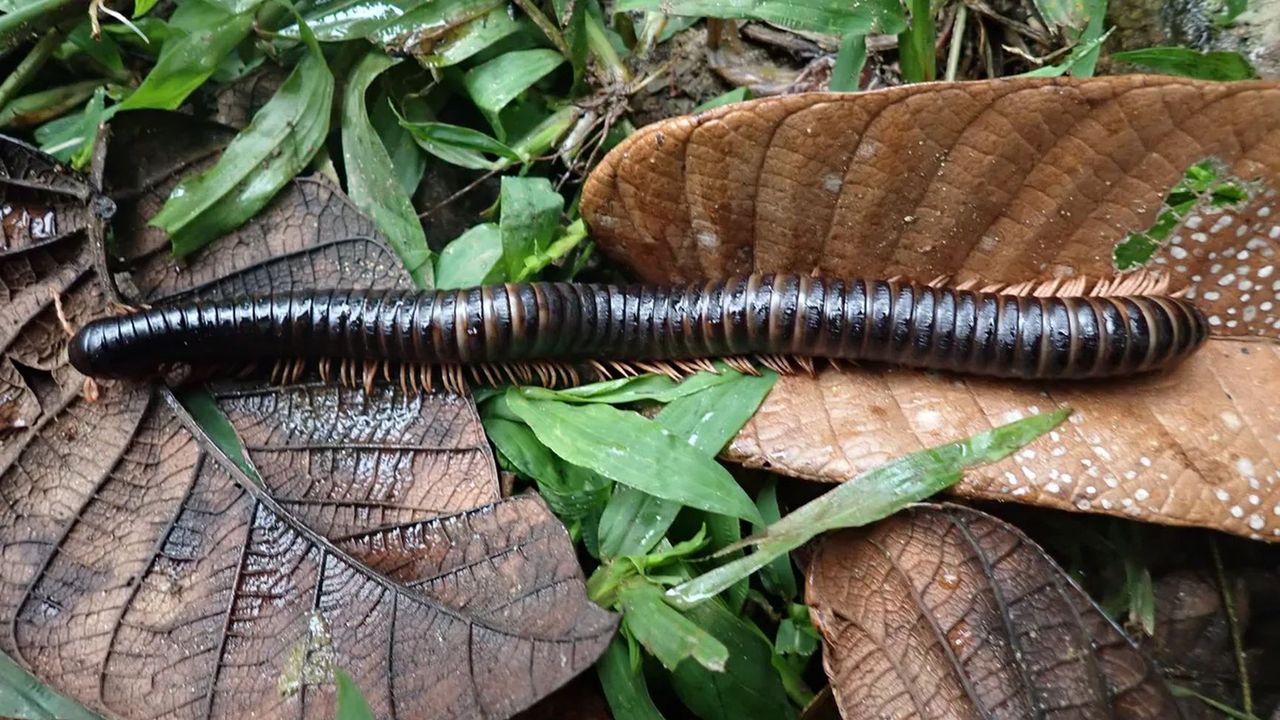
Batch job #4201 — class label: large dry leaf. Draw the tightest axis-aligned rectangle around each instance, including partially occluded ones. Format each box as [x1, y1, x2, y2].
[806, 504, 1179, 718]
[0, 135, 102, 256]
[581, 75, 1280, 540]
[0, 119, 615, 718]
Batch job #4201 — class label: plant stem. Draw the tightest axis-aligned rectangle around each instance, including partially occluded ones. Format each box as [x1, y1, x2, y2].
[511, 0, 570, 60]
[944, 3, 968, 81]
[1209, 536, 1253, 717]
[0, 27, 65, 112]
[0, 0, 80, 54]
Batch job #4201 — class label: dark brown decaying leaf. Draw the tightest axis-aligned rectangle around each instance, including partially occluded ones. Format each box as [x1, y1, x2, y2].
[581, 75, 1280, 540]
[0, 116, 615, 719]
[806, 504, 1180, 718]
[0, 135, 100, 256]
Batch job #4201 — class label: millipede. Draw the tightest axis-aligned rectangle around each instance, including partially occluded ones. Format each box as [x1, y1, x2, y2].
[65, 270, 1209, 393]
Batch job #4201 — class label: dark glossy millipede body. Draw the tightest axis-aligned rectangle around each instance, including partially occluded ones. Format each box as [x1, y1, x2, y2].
[68, 274, 1209, 382]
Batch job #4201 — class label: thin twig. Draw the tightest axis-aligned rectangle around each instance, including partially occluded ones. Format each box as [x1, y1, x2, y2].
[945, 4, 968, 81]
[1209, 536, 1253, 718]
[416, 168, 502, 220]
[0, 27, 65, 112]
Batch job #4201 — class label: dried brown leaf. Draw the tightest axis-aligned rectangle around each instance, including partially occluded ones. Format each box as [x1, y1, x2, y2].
[581, 75, 1280, 540]
[805, 504, 1179, 718]
[0, 116, 616, 719]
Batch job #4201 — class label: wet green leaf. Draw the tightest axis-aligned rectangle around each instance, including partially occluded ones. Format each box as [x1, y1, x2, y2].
[406, 4, 524, 67]
[596, 636, 665, 720]
[499, 176, 563, 281]
[518, 370, 735, 405]
[671, 601, 796, 720]
[598, 487, 684, 559]
[284, 0, 429, 41]
[149, 22, 334, 256]
[370, 93, 427, 196]
[615, 0, 906, 34]
[463, 48, 565, 138]
[1111, 47, 1255, 80]
[436, 223, 505, 288]
[0, 651, 101, 720]
[774, 606, 819, 657]
[667, 408, 1072, 607]
[619, 580, 728, 672]
[60, 22, 125, 76]
[134, 0, 160, 15]
[693, 87, 750, 113]
[334, 670, 375, 720]
[118, 0, 254, 111]
[753, 480, 797, 602]
[483, 415, 610, 520]
[505, 393, 764, 523]
[399, 119, 522, 170]
[341, 51, 433, 287]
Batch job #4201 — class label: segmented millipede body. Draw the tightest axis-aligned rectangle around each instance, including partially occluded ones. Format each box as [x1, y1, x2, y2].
[68, 273, 1209, 388]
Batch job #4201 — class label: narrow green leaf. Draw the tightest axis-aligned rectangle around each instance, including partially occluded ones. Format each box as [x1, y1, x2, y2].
[667, 408, 1072, 607]
[1111, 47, 1255, 80]
[370, 94, 427, 196]
[0, 650, 101, 720]
[134, 0, 160, 15]
[341, 51, 433, 287]
[118, 1, 253, 111]
[513, 217, 588, 281]
[505, 393, 764, 523]
[671, 602, 797, 720]
[598, 487, 683, 559]
[596, 367, 777, 557]
[693, 87, 750, 113]
[334, 670, 375, 720]
[60, 22, 126, 76]
[754, 480, 798, 601]
[399, 119, 522, 170]
[898, 0, 936, 82]
[149, 25, 334, 256]
[1021, 27, 1111, 77]
[829, 33, 866, 91]
[399, 4, 523, 68]
[518, 370, 734, 405]
[615, 0, 906, 34]
[597, 636, 666, 720]
[282, 0, 427, 41]
[436, 223, 504, 289]
[463, 49, 565, 137]
[177, 387, 260, 482]
[499, 176, 563, 281]
[483, 415, 610, 519]
[619, 581, 728, 672]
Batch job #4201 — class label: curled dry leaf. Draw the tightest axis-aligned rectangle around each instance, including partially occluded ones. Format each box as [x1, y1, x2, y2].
[805, 504, 1179, 718]
[581, 75, 1280, 540]
[0, 115, 615, 719]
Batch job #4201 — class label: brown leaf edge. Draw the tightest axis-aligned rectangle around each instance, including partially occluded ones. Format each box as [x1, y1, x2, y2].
[806, 503, 1180, 719]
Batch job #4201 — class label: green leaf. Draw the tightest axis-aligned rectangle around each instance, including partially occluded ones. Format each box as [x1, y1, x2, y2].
[207, 0, 267, 12]
[370, 94, 426, 196]
[483, 415, 611, 520]
[596, 367, 778, 557]
[463, 48, 565, 138]
[0, 650, 102, 720]
[513, 217, 588, 281]
[693, 87, 750, 113]
[596, 636, 666, 720]
[1020, 28, 1111, 77]
[177, 387, 260, 482]
[671, 602, 797, 720]
[504, 393, 764, 523]
[341, 51, 433, 287]
[334, 670, 375, 720]
[829, 33, 866, 91]
[283, 0, 428, 41]
[149, 23, 334, 257]
[1213, 0, 1246, 25]
[518, 370, 735, 405]
[399, 119, 522, 170]
[60, 22, 126, 76]
[395, 3, 524, 68]
[499, 176, 563, 281]
[436, 223, 505, 288]
[666, 408, 1072, 607]
[619, 580, 728, 672]
[134, 0, 160, 15]
[753, 480, 798, 601]
[615, 0, 906, 34]
[1111, 47, 1255, 80]
[598, 486, 684, 559]
[118, 1, 254, 111]
[898, 0, 935, 82]
[775, 606, 820, 657]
